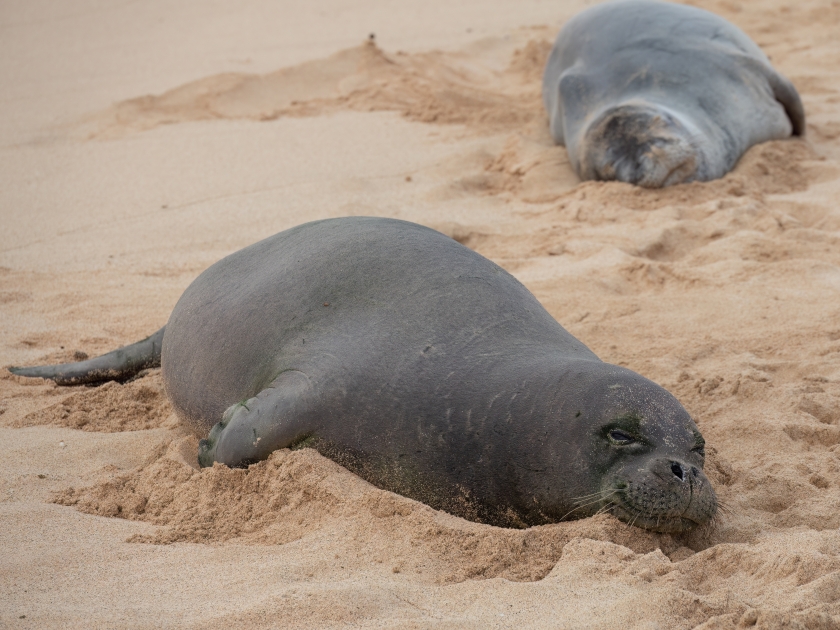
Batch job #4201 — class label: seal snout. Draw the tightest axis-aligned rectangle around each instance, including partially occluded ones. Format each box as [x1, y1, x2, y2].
[606, 455, 717, 533]
[580, 104, 702, 188]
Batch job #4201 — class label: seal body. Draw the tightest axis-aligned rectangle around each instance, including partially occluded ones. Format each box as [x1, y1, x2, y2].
[542, 0, 804, 187]
[161, 217, 715, 530]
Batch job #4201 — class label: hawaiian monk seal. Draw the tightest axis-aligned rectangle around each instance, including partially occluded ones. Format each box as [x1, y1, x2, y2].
[543, 0, 805, 187]
[12, 217, 716, 531]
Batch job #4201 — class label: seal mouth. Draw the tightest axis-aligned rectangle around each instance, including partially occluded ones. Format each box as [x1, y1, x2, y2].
[606, 500, 702, 534]
[597, 474, 716, 533]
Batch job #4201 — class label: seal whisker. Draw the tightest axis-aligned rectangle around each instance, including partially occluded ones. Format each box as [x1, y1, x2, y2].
[571, 491, 611, 505]
[572, 490, 603, 501]
[558, 501, 599, 521]
[627, 506, 648, 530]
[559, 490, 619, 521]
[593, 501, 617, 517]
[714, 498, 734, 516]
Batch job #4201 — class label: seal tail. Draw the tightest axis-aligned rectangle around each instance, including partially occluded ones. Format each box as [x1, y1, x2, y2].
[8, 327, 165, 386]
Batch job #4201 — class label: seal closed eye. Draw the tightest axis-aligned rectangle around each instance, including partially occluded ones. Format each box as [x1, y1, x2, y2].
[543, 0, 805, 187]
[11, 217, 716, 532]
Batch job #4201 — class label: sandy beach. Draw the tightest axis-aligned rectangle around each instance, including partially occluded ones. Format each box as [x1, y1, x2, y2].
[2, 0, 840, 627]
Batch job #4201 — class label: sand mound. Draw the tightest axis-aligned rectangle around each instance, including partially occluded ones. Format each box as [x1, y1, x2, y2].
[52, 442, 840, 623]
[80, 35, 550, 139]
[9, 370, 173, 432]
[473, 135, 826, 207]
[54, 442, 682, 583]
[444, 138, 838, 279]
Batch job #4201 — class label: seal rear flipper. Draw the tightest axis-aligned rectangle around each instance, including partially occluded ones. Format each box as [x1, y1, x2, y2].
[737, 54, 805, 136]
[767, 70, 805, 136]
[198, 370, 314, 468]
[8, 327, 165, 385]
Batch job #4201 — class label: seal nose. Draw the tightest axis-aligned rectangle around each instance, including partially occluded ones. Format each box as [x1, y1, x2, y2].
[670, 461, 686, 481]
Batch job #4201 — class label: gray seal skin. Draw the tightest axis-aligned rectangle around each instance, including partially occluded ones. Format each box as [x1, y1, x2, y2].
[543, 0, 805, 188]
[11, 217, 716, 531]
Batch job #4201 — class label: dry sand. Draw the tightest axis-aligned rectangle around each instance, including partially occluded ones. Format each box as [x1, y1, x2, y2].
[2, 0, 840, 627]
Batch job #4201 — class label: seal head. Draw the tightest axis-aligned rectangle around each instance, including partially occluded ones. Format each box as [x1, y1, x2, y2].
[578, 103, 707, 188]
[543, 0, 805, 187]
[572, 364, 713, 532]
[508, 360, 715, 532]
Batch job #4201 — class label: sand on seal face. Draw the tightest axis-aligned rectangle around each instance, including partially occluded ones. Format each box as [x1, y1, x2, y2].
[2, 0, 840, 628]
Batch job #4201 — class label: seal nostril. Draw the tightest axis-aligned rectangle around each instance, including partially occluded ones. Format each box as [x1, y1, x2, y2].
[670, 461, 684, 480]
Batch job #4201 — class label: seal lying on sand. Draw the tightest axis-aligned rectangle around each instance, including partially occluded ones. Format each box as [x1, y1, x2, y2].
[12, 217, 716, 531]
[543, 0, 805, 187]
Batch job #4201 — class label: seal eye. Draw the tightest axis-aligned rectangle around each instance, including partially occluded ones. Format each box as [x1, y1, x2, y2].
[608, 429, 635, 445]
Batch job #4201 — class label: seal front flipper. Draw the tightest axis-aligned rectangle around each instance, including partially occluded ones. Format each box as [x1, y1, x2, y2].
[8, 327, 165, 385]
[198, 370, 314, 468]
[545, 68, 591, 146]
